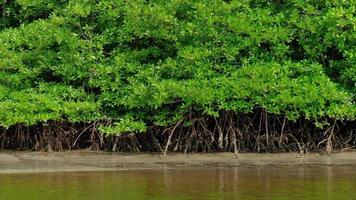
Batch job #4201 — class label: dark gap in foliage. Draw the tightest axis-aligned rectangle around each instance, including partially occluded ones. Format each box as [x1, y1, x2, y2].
[0, 0, 21, 28]
[222, 0, 232, 3]
[1, 0, 55, 29]
[233, 47, 251, 66]
[21, 57, 37, 69]
[324, 46, 344, 62]
[15, 44, 32, 52]
[68, 77, 91, 89]
[129, 36, 158, 50]
[320, 46, 345, 67]
[287, 39, 306, 61]
[248, 1, 270, 8]
[84, 86, 102, 96]
[22, 9, 51, 24]
[162, 98, 183, 111]
[320, 46, 345, 80]
[239, 32, 251, 38]
[259, 41, 272, 51]
[2, 68, 19, 74]
[341, 24, 353, 32]
[38, 69, 64, 83]
[126, 35, 178, 64]
[102, 42, 120, 58]
[271, 0, 286, 6]
[47, 42, 61, 52]
[99, 104, 125, 118]
[174, 2, 196, 21]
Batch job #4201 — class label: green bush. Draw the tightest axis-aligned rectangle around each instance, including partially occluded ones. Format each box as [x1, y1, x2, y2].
[0, 0, 355, 135]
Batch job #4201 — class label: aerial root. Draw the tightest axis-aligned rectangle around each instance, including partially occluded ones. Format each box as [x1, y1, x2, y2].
[0, 112, 354, 154]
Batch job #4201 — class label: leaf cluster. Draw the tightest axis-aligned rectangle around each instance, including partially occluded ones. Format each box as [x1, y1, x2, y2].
[0, 0, 355, 134]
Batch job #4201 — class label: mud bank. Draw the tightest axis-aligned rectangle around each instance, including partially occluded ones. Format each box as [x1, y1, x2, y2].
[1, 151, 356, 174]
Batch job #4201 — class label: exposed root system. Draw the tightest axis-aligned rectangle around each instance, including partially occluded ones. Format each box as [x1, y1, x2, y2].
[1, 111, 355, 154]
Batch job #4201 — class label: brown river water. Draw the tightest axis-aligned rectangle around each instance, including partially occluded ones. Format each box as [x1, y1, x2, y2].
[1, 165, 356, 200]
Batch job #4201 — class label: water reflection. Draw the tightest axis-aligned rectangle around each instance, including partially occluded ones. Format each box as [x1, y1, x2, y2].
[0, 166, 355, 200]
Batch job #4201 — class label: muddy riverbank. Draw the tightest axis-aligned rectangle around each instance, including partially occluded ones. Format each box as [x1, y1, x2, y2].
[1, 150, 356, 174]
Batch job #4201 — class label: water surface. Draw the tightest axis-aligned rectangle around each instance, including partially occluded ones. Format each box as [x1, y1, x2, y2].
[0, 166, 355, 200]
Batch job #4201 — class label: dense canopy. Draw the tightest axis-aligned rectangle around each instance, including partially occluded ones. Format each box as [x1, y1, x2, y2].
[0, 0, 355, 152]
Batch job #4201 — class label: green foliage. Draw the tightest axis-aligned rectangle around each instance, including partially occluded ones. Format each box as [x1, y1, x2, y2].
[99, 116, 147, 136]
[0, 0, 355, 134]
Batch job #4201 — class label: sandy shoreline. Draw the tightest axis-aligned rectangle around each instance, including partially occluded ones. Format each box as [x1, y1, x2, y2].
[0, 150, 356, 174]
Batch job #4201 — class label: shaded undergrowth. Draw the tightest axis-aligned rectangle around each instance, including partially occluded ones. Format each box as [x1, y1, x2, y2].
[1, 111, 355, 155]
